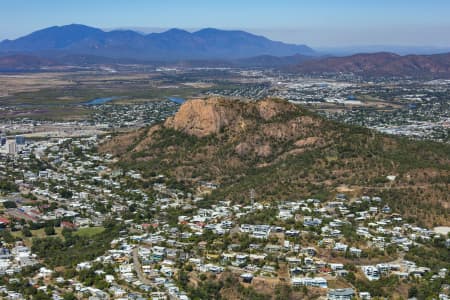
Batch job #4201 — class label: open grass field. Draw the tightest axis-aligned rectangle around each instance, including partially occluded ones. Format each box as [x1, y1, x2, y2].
[74, 226, 105, 237]
[0, 105, 92, 121]
[10, 226, 105, 247]
[11, 227, 64, 247]
[0, 73, 74, 97]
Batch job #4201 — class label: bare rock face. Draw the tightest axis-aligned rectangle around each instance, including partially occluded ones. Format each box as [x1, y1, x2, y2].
[294, 136, 322, 147]
[235, 142, 252, 156]
[164, 98, 242, 137]
[165, 97, 300, 138]
[256, 99, 292, 120]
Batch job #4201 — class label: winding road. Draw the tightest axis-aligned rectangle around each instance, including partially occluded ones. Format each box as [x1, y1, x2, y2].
[132, 246, 154, 286]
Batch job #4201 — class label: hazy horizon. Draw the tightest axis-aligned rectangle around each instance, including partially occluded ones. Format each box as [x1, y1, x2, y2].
[1, 0, 450, 48]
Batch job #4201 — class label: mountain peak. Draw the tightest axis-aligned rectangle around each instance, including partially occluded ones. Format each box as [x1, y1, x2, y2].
[163, 28, 191, 35]
[57, 23, 99, 29]
[164, 98, 303, 138]
[35, 24, 103, 35]
[193, 28, 253, 37]
[193, 28, 222, 33]
[0, 24, 315, 60]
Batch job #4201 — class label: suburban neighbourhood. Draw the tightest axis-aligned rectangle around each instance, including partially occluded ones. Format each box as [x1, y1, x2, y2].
[0, 131, 449, 299]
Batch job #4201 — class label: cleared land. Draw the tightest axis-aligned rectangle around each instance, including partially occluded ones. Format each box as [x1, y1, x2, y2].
[74, 226, 105, 237]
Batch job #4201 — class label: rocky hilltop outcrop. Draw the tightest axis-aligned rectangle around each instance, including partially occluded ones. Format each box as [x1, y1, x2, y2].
[164, 97, 298, 137]
[162, 97, 326, 158]
[164, 98, 240, 137]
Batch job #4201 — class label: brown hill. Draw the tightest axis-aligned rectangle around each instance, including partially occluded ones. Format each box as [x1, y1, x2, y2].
[101, 98, 450, 226]
[290, 52, 450, 77]
[164, 98, 308, 138]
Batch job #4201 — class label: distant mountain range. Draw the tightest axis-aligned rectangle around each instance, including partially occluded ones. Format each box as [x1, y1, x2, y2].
[0, 24, 315, 60]
[2, 24, 450, 78]
[289, 52, 450, 77]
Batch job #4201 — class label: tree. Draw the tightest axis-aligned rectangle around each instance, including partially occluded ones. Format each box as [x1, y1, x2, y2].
[44, 226, 55, 236]
[73, 147, 83, 157]
[178, 270, 189, 288]
[60, 189, 73, 199]
[62, 227, 73, 239]
[0, 230, 15, 243]
[3, 201, 17, 208]
[408, 286, 418, 298]
[63, 292, 77, 300]
[22, 227, 32, 237]
[34, 290, 51, 300]
[94, 279, 109, 290]
[345, 272, 356, 284]
[0, 181, 18, 193]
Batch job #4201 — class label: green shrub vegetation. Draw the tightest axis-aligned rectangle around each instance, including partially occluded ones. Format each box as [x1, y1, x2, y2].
[31, 222, 123, 267]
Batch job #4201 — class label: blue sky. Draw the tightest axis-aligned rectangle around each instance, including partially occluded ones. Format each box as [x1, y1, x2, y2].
[1, 0, 450, 47]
